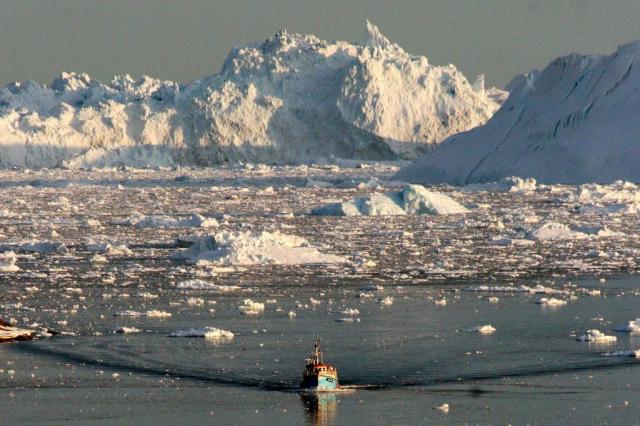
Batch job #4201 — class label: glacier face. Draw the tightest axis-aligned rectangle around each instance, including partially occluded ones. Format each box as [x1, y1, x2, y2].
[395, 41, 640, 185]
[0, 22, 503, 169]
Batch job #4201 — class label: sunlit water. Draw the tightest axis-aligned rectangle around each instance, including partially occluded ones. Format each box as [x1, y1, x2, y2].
[2, 276, 640, 424]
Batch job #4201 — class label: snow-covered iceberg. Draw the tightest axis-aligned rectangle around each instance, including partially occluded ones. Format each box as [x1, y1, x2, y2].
[395, 40, 640, 184]
[311, 184, 468, 216]
[0, 22, 503, 169]
[172, 231, 349, 265]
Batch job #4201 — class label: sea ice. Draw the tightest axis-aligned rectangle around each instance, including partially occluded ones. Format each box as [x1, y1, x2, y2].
[468, 325, 496, 334]
[311, 184, 468, 216]
[576, 329, 617, 343]
[614, 320, 640, 333]
[172, 231, 349, 266]
[169, 327, 234, 339]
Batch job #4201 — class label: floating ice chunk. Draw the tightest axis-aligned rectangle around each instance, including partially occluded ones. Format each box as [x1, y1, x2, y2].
[311, 184, 468, 216]
[87, 242, 133, 256]
[172, 231, 349, 266]
[576, 329, 616, 343]
[436, 403, 450, 413]
[116, 327, 142, 334]
[463, 177, 537, 193]
[527, 223, 588, 241]
[19, 241, 68, 253]
[90, 254, 108, 263]
[434, 298, 447, 306]
[535, 297, 567, 306]
[176, 280, 240, 291]
[468, 325, 496, 334]
[114, 310, 143, 317]
[288, 311, 297, 318]
[187, 297, 205, 306]
[487, 297, 500, 303]
[239, 299, 265, 315]
[170, 327, 234, 340]
[602, 350, 640, 358]
[146, 310, 172, 318]
[0, 252, 20, 272]
[340, 308, 360, 316]
[115, 310, 171, 318]
[614, 319, 640, 333]
[488, 237, 535, 247]
[116, 213, 218, 228]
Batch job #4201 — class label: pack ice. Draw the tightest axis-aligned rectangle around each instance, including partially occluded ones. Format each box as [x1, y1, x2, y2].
[0, 22, 504, 169]
[396, 40, 640, 184]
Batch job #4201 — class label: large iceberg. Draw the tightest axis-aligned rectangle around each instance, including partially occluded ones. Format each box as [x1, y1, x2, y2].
[395, 40, 640, 184]
[0, 22, 504, 169]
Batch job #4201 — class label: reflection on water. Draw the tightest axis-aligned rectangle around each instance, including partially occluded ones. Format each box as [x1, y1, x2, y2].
[301, 392, 338, 426]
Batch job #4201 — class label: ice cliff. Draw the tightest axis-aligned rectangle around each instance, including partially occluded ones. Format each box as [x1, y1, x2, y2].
[0, 21, 503, 168]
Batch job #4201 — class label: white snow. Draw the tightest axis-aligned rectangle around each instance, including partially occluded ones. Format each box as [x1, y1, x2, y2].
[395, 41, 640, 184]
[576, 329, 617, 343]
[0, 22, 503, 169]
[172, 231, 349, 265]
[169, 327, 234, 339]
[311, 184, 468, 216]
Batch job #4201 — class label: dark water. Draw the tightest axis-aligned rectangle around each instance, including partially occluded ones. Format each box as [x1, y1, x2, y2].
[2, 276, 640, 424]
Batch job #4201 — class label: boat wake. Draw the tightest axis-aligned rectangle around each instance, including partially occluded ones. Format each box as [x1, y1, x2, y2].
[8, 339, 640, 394]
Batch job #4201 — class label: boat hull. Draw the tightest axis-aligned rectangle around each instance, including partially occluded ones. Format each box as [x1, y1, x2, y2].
[301, 373, 339, 391]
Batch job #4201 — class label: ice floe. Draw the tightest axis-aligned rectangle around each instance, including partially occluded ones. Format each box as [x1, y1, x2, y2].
[311, 184, 468, 216]
[19, 241, 68, 253]
[172, 231, 349, 266]
[576, 329, 617, 343]
[169, 327, 234, 340]
[238, 299, 265, 315]
[602, 350, 640, 358]
[468, 325, 496, 334]
[176, 280, 240, 292]
[535, 297, 567, 306]
[115, 213, 218, 228]
[614, 319, 640, 333]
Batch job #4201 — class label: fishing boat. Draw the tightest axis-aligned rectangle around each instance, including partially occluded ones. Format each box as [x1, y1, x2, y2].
[300, 339, 339, 391]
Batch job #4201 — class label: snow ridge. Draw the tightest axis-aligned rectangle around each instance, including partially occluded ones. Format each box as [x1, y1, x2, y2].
[0, 22, 503, 169]
[395, 41, 640, 184]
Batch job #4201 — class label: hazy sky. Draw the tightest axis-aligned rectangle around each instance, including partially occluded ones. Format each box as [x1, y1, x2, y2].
[1, 0, 639, 88]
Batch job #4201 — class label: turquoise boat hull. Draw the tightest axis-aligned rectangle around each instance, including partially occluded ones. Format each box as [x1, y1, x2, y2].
[301, 373, 339, 391]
